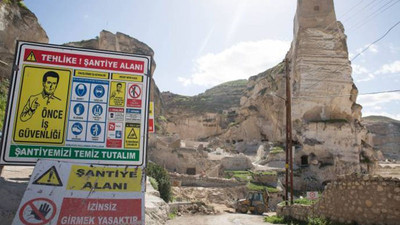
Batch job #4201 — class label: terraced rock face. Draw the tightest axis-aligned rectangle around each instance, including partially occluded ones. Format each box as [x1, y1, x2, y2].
[220, 0, 381, 188]
[161, 80, 246, 139]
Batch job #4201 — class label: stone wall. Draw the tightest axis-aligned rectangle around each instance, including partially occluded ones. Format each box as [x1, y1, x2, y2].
[220, 154, 254, 172]
[277, 174, 400, 225]
[170, 173, 246, 188]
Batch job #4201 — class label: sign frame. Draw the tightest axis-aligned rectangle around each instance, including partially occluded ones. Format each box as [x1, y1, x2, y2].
[0, 41, 152, 166]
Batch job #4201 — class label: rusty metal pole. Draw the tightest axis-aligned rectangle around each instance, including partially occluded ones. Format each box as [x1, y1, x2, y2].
[286, 60, 293, 205]
[285, 58, 289, 206]
[285, 58, 294, 205]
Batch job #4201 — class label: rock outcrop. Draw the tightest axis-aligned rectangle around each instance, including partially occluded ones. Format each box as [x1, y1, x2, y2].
[65, 30, 164, 119]
[0, 0, 48, 80]
[162, 79, 246, 139]
[219, 0, 380, 188]
[363, 116, 400, 161]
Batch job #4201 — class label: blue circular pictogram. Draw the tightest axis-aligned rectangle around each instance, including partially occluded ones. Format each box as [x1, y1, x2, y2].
[73, 103, 85, 116]
[71, 122, 83, 135]
[92, 104, 103, 116]
[93, 85, 105, 98]
[90, 124, 101, 137]
[75, 83, 87, 97]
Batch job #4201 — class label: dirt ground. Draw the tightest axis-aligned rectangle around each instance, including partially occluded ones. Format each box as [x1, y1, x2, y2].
[166, 212, 279, 225]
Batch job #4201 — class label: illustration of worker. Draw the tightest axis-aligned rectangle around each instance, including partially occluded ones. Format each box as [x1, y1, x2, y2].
[20, 71, 61, 122]
[109, 82, 125, 106]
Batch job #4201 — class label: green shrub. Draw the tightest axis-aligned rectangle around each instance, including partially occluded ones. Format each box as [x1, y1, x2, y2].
[147, 162, 172, 202]
[149, 176, 158, 190]
[264, 215, 286, 223]
[293, 198, 318, 205]
[0, 79, 9, 130]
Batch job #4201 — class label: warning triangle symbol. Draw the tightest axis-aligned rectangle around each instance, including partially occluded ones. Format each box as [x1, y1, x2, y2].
[25, 51, 37, 62]
[33, 166, 63, 186]
[127, 128, 137, 139]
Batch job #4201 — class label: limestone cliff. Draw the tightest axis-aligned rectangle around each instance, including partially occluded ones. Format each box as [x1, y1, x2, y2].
[219, 0, 380, 188]
[162, 79, 246, 139]
[0, 0, 48, 129]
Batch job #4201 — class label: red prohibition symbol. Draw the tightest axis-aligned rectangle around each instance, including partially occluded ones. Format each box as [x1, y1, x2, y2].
[128, 84, 141, 99]
[19, 198, 57, 225]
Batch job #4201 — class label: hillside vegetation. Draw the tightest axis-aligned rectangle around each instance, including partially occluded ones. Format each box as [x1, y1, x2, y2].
[162, 79, 247, 114]
[0, 79, 9, 130]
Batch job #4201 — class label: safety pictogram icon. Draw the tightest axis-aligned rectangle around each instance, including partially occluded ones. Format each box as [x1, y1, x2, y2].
[19, 198, 57, 225]
[127, 128, 137, 139]
[128, 84, 141, 99]
[33, 166, 63, 186]
[25, 51, 37, 62]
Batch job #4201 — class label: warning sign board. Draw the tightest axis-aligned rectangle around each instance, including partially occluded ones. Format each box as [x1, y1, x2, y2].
[33, 166, 63, 186]
[149, 101, 155, 133]
[18, 198, 57, 225]
[109, 81, 126, 107]
[13, 66, 71, 144]
[125, 123, 140, 149]
[12, 159, 145, 225]
[0, 41, 152, 166]
[127, 83, 142, 108]
[67, 165, 142, 192]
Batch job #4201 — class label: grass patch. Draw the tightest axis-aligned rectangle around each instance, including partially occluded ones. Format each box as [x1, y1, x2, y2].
[168, 208, 177, 220]
[0, 79, 10, 131]
[224, 170, 252, 182]
[293, 198, 318, 205]
[270, 146, 284, 154]
[264, 216, 348, 225]
[247, 182, 279, 193]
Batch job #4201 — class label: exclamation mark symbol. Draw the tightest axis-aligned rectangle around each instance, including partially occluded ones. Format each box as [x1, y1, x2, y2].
[48, 170, 54, 182]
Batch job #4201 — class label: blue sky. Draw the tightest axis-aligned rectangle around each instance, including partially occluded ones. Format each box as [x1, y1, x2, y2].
[25, 0, 400, 120]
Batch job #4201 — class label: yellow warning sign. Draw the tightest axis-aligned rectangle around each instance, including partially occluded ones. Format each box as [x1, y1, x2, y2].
[67, 165, 142, 192]
[13, 66, 72, 144]
[33, 166, 63, 186]
[25, 51, 37, 62]
[75, 70, 109, 79]
[125, 123, 140, 149]
[109, 81, 126, 107]
[112, 73, 143, 82]
[149, 101, 154, 117]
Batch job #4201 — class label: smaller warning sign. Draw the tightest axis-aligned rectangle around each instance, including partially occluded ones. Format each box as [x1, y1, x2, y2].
[18, 198, 57, 225]
[127, 83, 142, 108]
[33, 166, 63, 186]
[107, 122, 123, 148]
[125, 123, 140, 149]
[25, 51, 37, 62]
[108, 107, 124, 121]
[109, 81, 126, 107]
[149, 101, 155, 133]
[67, 165, 142, 192]
[58, 198, 142, 224]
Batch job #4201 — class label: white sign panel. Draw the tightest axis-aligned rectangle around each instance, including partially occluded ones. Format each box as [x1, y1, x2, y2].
[12, 159, 145, 225]
[0, 41, 152, 165]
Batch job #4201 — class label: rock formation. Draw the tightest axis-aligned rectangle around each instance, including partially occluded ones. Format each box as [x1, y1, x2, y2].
[161, 79, 246, 139]
[0, 0, 48, 80]
[218, 0, 381, 189]
[363, 116, 400, 161]
[65, 30, 164, 118]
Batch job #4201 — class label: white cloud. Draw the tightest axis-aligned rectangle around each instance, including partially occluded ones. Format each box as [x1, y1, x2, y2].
[352, 64, 369, 75]
[178, 39, 290, 87]
[376, 60, 400, 74]
[355, 73, 375, 82]
[358, 92, 400, 120]
[358, 92, 400, 107]
[368, 44, 378, 53]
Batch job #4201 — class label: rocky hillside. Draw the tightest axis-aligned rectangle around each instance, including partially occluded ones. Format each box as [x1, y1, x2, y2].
[161, 79, 246, 139]
[0, 0, 48, 130]
[162, 79, 246, 114]
[363, 116, 400, 161]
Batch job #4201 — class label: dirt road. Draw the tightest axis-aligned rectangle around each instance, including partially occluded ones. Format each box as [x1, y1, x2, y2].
[166, 213, 278, 225]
